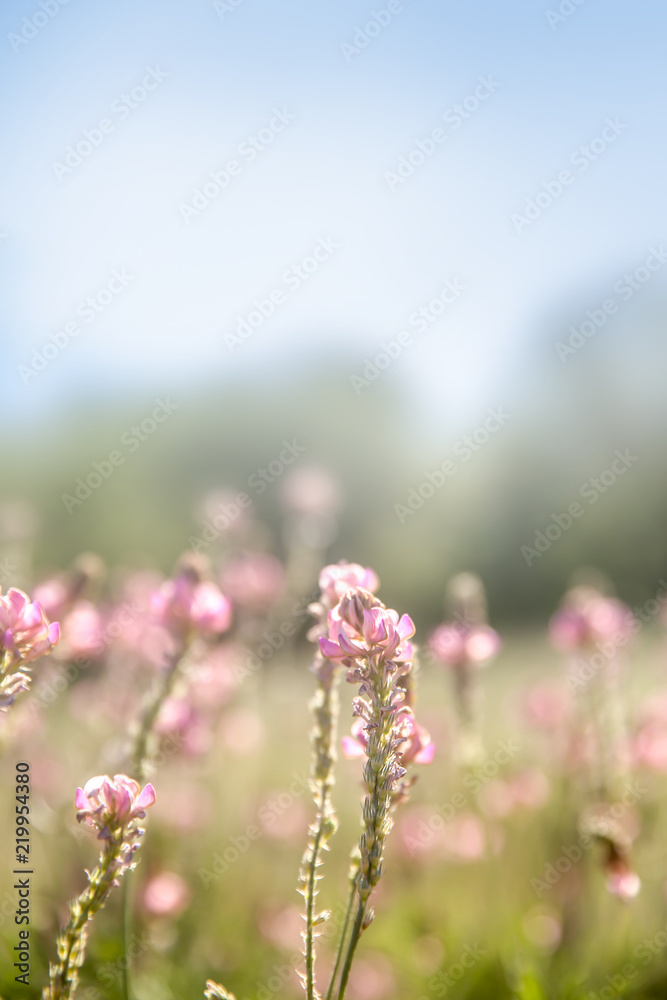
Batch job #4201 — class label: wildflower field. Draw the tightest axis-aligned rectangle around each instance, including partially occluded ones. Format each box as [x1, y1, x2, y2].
[3, 1, 667, 998]
[2, 534, 667, 1000]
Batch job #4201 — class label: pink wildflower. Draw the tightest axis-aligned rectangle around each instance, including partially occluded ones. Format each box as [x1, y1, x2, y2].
[220, 553, 285, 610]
[60, 601, 104, 659]
[605, 858, 641, 901]
[0, 587, 60, 664]
[151, 570, 231, 638]
[320, 595, 414, 666]
[281, 466, 342, 516]
[549, 587, 633, 652]
[142, 871, 191, 917]
[342, 712, 435, 766]
[318, 562, 379, 607]
[0, 587, 60, 708]
[429, 622, 501, 667]
[75, 774, 155, 836]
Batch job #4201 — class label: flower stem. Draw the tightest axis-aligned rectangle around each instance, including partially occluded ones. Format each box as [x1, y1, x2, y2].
[299, 672, 339, 998]
[43, 840, 121, 1000]
[336, 900, 365, 1000]
[325, 865, 358, 1000]
[131, 646, 184, 781]
[305, 782, 327, 999]
[121, 876, 132, 1000]
[121, 645, 184, 1000]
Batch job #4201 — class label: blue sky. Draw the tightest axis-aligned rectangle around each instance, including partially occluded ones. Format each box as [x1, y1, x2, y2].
[1, 0, 665, 431]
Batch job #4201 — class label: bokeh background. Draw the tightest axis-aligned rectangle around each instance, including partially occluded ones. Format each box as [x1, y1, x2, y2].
[2, 0, 667, 626]
[3, 4, 667, 999]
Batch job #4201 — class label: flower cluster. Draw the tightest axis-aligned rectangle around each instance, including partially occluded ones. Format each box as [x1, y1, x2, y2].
[428, 574, 500, 766]
[428, 622, 501, 667]
[306, 562, 380, 686]
[320, 593, 414, 667]
[151, 564, 232, 639]
[298, 563, 380, 1000]
[219, 552, 285, 611]
[312, 582, 434, 997]
[76, 773, 156, 839]
[341, 711, 435, 768]
[319, 587, 431, 896]
[44, 776, 156, 1000]
[549, 586, 633, 653]
[317, 562, 380, 608]
[580, 802, 641, 902]
[0, 586, 60, 708]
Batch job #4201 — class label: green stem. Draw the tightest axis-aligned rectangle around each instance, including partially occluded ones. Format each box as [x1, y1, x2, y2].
[121, 643, 185, 1000]
[325, 870, 357, 1000]
[336, 900, 365, 1000]
[131, 646, 184, 780]
[121, 876, 132, 1000]
[43, 841, 120, 1000]
[301, 675, 338, 999]
[305, 781, 327, 999]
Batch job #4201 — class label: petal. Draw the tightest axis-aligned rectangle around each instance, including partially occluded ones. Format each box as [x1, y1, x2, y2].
[362, 607, 387, 643]
[135, 783, 156, 811]
[319, 637, 345, 659]
[341, 736, 365, 759]
[113, 774, 140, 798]
[7, 589, 28, 616]
[22, 603, 44, 629]
[75, 788, 88, 810]
[415, 742, 436, 764]
[83, 775, 108, 798]
[337, 631, 364, 656]
[396, 614, 415, 640]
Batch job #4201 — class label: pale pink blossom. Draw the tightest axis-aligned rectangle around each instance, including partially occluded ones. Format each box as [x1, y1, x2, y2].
[549, 588, 633, 652]
[0, 587, 60, 665]
[155, 697, 196, 735]
[281, 466, 342, 516]
[75, 774, 155, 835]
[632, 722, 667, 771]
[320, 602, 414, 664]
[189, 581, 232, 632]
[481, 769, 550, 818]
[440, 812, 486, 862]
[32, 578, 70, 620]
[151, 573, 231, 637]
[428, 622, 501, 667]
[318, 562, 379, 607]
[142, 872, 191, 917]
[190, 644, 241, 709]
[606, 860, 641, 901]
[220, 553, 285, 610]
[631, 695, 667, 771]
[342, 712, 435, 766]
[580, 802, 641, 902]
[155, 698, 212, 756]
[60, 601, 104, 659]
